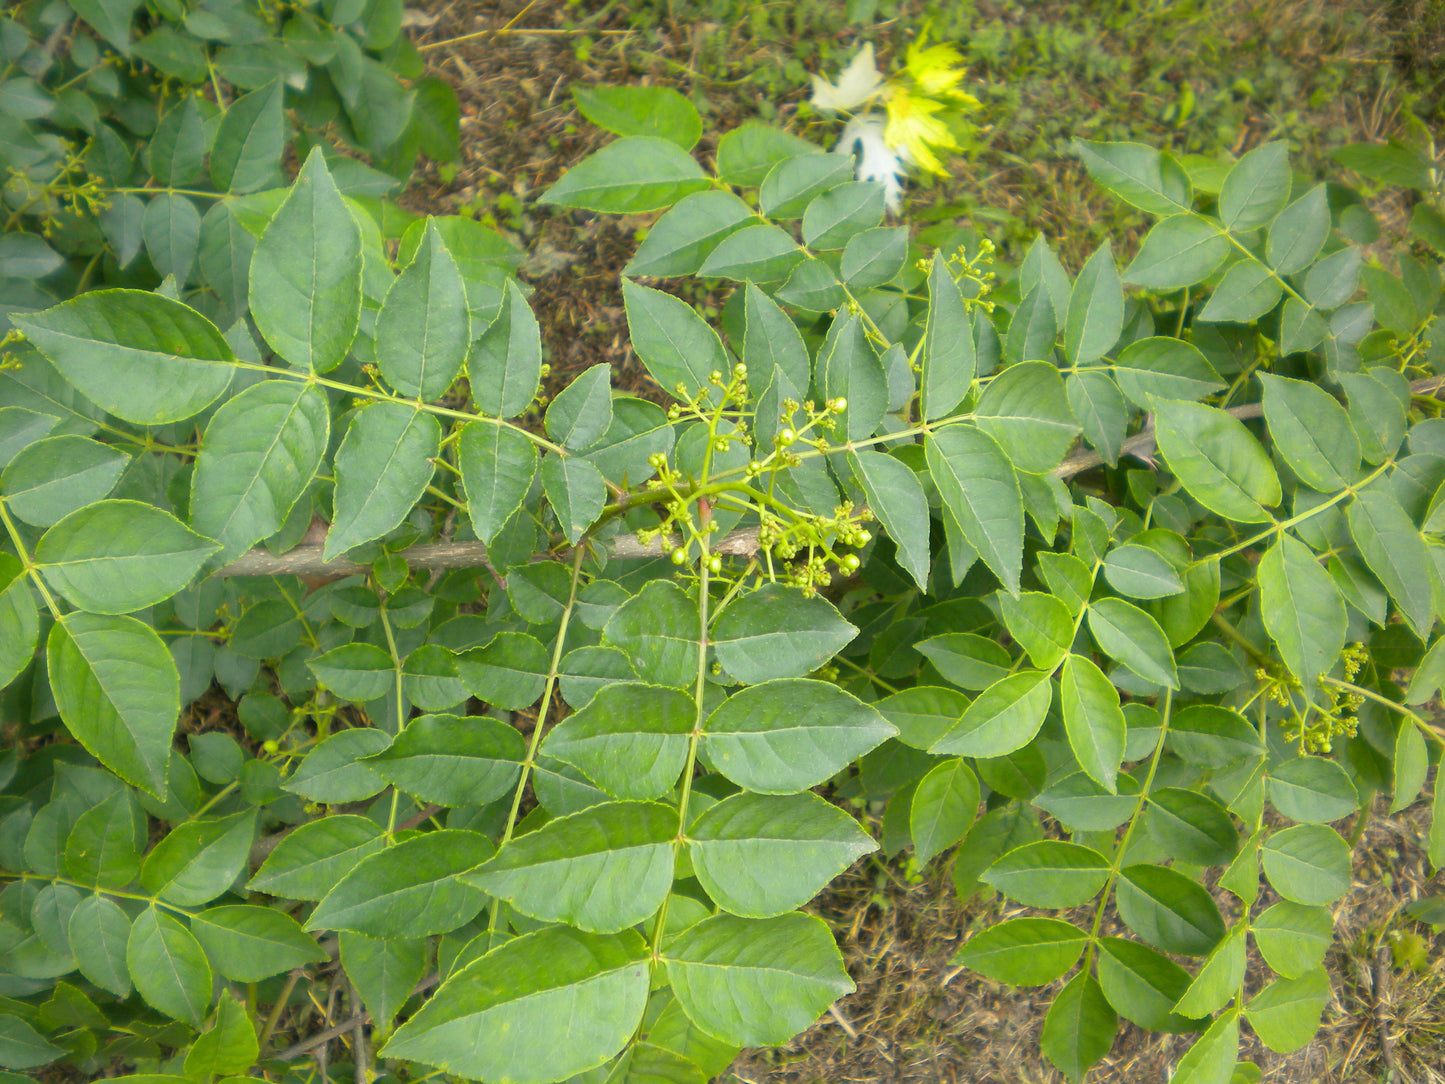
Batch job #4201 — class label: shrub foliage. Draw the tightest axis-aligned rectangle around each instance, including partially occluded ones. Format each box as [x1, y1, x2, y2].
[2, 80, 1445, 1084]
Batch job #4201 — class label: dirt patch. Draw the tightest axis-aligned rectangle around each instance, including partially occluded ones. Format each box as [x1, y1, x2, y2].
[728, 799, 1445, 1084]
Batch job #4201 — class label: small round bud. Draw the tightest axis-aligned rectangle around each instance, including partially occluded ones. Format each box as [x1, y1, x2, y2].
[857, 530, 872, 544]
[262, 740, 280, 755]
[710, 370, 724, 384]
[841, 554, 860, 572]
[708, 555, 723, 574]
[832, 397, 848, 413]
[777, 428, 797, 447]
[733, 362, 747, 377]
[671, 548, 688, 566]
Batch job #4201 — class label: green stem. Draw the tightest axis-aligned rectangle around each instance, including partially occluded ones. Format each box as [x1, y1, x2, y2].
[0, 497, 63, 619]
[1086, 688, 1173, 966]
[487, 547, 587, 933]
[647, 548, 712, 968]
[1191, 457, 1395, 570]
[1322, 676, 1445, 748]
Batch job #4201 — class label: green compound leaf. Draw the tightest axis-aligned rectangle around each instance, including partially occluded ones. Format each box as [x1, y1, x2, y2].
[1115, 864, 1225, 956]
[540, 136, 708, 213]
[184, 991, 258, 1080]
[248, 815, 387, 900]
[1087, 597, 1179, 689]
[1060, 653, 1127, 793]
[1067, 370, 1129, 467]
[603, 580, 700, 689]
[457, 422, 537, 545]
[931, 670, 1053, 758]
[841, 226, 909, 289]
[1096, 937, 1198, 1032]
[341, 931, 427, 1031]
[742, 282, 811, 393]
[11, 290, 235, 425]
[926, 424, 1024, 596]
[689, 791, 876, 918]
[1267, 757, 1359, 825]
[1065, 240, 1124, 365]
[542, 453, 607, 544]
[801, 181, 884, 250]
[622, 280, 727, 400]
[126, 906, 212, 1027]
[1072, 140, 1192, 217]
[547, 364, 614, 453]
[849, 450, 931, 591]
[190, 905, 327, 982]
[0, 1013, 64, 1070]
[663, 912, 854, 1047]
[703, 678, 896, 794]
[1252, 901, 1334, 979]
[142, 193, 201, 286]
[1244, 969, 1331, 1054]
[189, 381, 330, 564]
[974, 361, 1080, 474]
[139, 809, 256, 907]
[1145, 788, 1238, 867]
[1260, 824, 1352, 906]
[457, 631, 550, 710]
[572, 84, 702, 149]
[698, 224, 802, 283]
[210, 80, 285, 194]
[1041, 972, 1117, 1084]
[1196, 259, 1282, 324]
[382, 927, 649, 1083]
[64, 789, 143, 889]
[908, 758, 980, 866]
[1153, 399, 1280, 523]
[818, 312, 888, 442]
[625, 191, 753, 278]
[1169, 1010, 1239, 1084]
[1103, 537, 1185, 600]
[1112, 337, 1225, 408]
[1123, 215, 1229, 290]
[464, 801, 675, 934]
[952, 917, 1088, 986]
[1260, 373, 1360, 492]
[1347, 488, 1435, 639]
[541, 682, 693, 800]
[1258, 533, 1346, 687]
[981, 841, 1109, 908]
[758, 155, 853, 219]
[47, 612, 178, 796]
[1219, 142, 1291, 231]
[921, 252, 976, 421]
[1173, 924, 1247, 1019]
[68, 895, 132, 998]
[365, 713, 525, 807]
[324, 403, 440, 561]
[307, 829, 494, 938]
[36, 500, 218, 614]
[377, 218, 470, 399]
[284, 728, 391, 803]
[468, 279, 542, 418]
[713, 584, 857, 685]
[307, 643, 395, 703]
[1267, 183, 1331, 275]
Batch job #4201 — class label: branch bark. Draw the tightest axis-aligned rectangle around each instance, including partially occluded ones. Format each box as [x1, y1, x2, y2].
[211, 375, 1445, 581]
